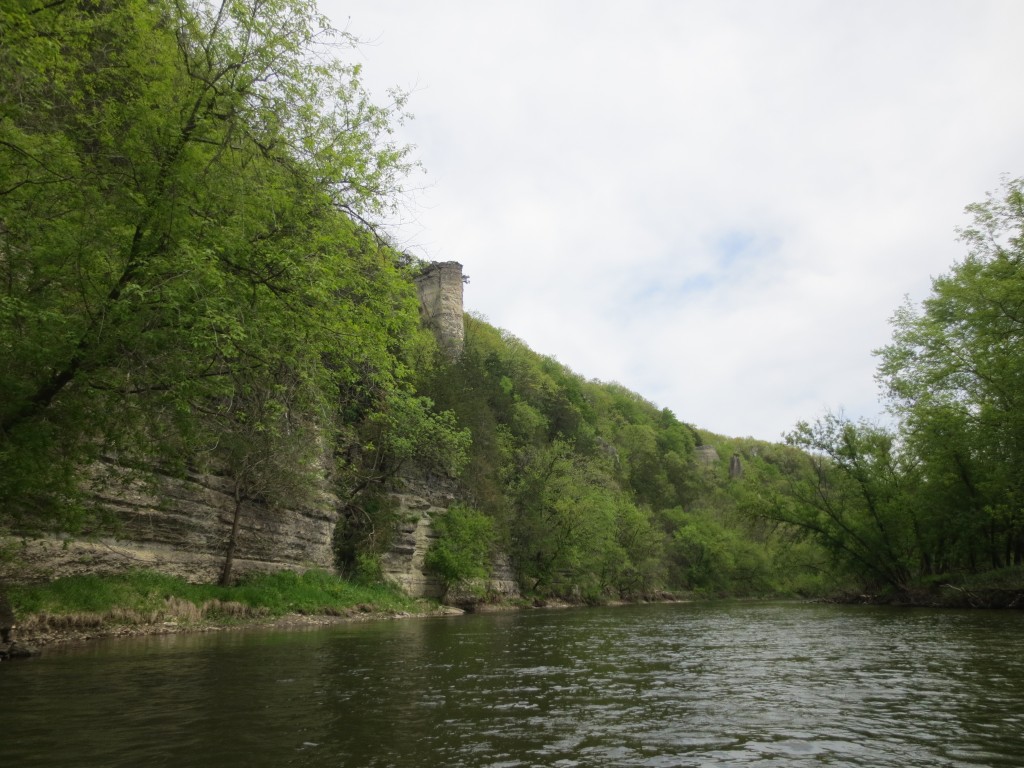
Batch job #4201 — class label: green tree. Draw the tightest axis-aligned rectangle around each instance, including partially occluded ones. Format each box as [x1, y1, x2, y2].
[757, 414, 917, 591]
[333, 390, 472, 574]
[505, 440, 621, 598]
[425, 504, 496, 598]
[610, 500, 667, 597]
[1, 1, 418, 537]
[877, 176, 1024, 569]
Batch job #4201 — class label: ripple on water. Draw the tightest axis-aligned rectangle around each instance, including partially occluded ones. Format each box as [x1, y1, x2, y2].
[3, 602, 1024, 768]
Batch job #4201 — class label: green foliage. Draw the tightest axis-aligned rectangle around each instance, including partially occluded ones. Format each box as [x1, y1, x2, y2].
[333, 491, 399, 576]
[733, 177, 1024, 596]
[874, 176, 1024, 574]
[9, 568, 418, 620]
[350, 553, 385, 586]
[506, 440, 618, 597]
[768, 414, 917, 591]
[425, 504, 496, 592]
[671, 512, 767, 595]
[0, 0, 488, 605]
[0, 0, 421, 537]
[346, 392, 472, 486]
[407, 309, 854, 601]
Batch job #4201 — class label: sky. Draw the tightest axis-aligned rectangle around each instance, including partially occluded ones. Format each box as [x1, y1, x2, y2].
[321, 0, 1024, 442]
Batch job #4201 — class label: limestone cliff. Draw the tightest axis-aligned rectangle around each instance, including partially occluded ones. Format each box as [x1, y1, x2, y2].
[380, 476, 520, 602]
[1, 465, 337, 584]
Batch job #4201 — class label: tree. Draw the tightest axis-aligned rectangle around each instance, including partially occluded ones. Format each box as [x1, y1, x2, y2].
[505, 440, 622, 598]
[759, 414, 917, 591]
[1, 1, 419, 536]
[194, 363, 328, 585]
[425, 504, 496, 598]
[333, 390, 472, 574]
[877, 176, 1024, 569]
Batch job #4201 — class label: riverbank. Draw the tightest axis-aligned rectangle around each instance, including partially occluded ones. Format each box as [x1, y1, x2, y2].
[0, 568, 467, 658]
[0, 569, 678, 658]
[8, 567, 1022, 661]
[2, 602, 468, 658]
[824, 583, 1024, 610]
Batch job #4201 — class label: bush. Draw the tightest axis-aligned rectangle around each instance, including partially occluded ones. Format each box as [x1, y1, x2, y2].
[425, 504, 495, 590]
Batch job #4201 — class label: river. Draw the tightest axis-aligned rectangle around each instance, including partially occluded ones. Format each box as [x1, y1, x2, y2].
[2, 601, 1023, 767]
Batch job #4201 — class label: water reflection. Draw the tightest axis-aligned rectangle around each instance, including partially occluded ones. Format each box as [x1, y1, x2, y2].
[2, 603, 1023, 767]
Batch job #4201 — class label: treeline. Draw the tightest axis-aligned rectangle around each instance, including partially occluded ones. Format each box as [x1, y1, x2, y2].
[401, 181, 1024, 602]
[746, 177, 1024, 596]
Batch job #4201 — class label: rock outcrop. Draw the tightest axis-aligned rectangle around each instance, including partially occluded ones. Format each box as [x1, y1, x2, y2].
[380, 481, 449, 598]
[380, 475, 520, 603]
[414, 261, 465, 357]
[695, 445, 720, 465]
[1, 466, 338, 584]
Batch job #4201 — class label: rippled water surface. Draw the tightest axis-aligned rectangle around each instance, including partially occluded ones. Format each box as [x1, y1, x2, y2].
[3, 602, 1023, 767]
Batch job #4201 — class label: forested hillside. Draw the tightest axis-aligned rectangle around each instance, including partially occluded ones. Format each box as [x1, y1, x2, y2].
[2, 0, 1022, 607]
[400, 188, 1024, 601]
[400, 315, 844, 600]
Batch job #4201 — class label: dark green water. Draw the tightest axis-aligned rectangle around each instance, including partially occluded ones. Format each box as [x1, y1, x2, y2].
[2, 602, 1023, 767]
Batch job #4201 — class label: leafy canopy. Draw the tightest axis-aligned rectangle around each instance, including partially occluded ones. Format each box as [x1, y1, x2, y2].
[0, 0, 424, 532]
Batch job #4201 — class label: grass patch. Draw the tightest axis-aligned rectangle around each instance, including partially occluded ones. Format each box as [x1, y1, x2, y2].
[228, 569, 420, 616]
[7, 569, 424, 632]
[955, 566, 1024, 591]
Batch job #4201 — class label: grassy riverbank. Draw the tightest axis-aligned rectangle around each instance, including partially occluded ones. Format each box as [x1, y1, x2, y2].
[7, 565, 1023, 656]
[5, 569, 451, 650]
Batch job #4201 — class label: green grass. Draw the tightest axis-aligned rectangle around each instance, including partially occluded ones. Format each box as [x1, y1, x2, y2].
[8, 569, 423, 630]
[956, 565, 1024, 591]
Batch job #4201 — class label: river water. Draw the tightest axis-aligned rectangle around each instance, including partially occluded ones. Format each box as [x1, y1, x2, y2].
[2, 601, 1023, 767]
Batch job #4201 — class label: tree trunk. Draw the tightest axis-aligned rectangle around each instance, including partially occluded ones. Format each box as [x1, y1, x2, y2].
[220, 486, 244, 586]
[0, 584, 14, 644]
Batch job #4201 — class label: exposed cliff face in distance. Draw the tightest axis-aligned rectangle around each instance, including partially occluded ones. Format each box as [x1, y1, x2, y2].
[380, 481, 447, 599]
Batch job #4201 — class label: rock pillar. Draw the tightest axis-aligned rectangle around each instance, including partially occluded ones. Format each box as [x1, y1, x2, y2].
[414, 261, 465, 356]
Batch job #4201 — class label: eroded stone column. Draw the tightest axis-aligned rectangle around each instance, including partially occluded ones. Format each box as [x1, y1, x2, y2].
[414, 261, 465, 357]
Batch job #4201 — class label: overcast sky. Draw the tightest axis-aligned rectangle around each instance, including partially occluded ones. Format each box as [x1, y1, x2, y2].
[321, 0, 1024, 442]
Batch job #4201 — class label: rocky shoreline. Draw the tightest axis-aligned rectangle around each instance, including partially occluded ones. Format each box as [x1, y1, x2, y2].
[821, 584, 1024, 609]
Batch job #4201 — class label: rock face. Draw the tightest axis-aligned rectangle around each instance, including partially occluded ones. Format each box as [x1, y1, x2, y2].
[414, 261, 465, 357]
[1, 466, 338, 584]
[695, 445, 720, 465]
[379, 475, 521, 603]
[380, 482, 449, 599]
[729, 454, 743, 478]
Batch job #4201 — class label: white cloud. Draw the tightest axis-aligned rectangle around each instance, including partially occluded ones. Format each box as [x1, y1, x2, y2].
[325, 0, 1024, 441]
